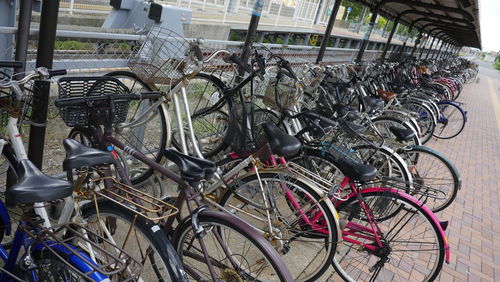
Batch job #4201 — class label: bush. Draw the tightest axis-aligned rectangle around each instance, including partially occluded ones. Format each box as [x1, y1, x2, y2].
[54, 40, 92, 50]
[494, 62, 500, 71]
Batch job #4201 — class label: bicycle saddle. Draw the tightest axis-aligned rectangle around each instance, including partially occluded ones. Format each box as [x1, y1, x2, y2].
[6, 159, 73, 205]
[164, 149, 217, 185]
[261, 122, 301, 157]
[361, 96, 385, 109]
[389, 126, 416, 142]
[336, 157, 377, 182]
[62, 138, 114, 171]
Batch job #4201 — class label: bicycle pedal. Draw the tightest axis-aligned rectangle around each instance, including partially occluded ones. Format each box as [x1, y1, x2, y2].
[440, 220, 449, 231]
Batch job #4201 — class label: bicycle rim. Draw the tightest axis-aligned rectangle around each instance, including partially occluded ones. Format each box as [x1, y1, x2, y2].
[174, 211, 293, 281]
[433, 102, 466, 139]
[332, 191, 445, 281]
[219, 172, 338, 281]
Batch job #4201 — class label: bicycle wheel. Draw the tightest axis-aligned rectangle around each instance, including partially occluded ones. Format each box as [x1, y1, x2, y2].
[173, 209, 293, 281]
[170, 73, 233, 158]
[289, 146, 412, 185]
[218, 172, 339, 281]
[397, 145, 460, 212]
[371, 115, 421, 147]
[81, 201, 187, 281]
[433, 102, 466, 139]
[105, 71, 168, 184]
[400, 101, 436, 144]
[332, 190, 445, 281]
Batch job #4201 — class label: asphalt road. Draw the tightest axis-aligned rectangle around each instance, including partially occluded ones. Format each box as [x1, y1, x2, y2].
[472, 58, 500, 80]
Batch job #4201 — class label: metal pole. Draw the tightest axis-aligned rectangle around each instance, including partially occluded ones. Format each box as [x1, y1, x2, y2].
[316, 0, 341, 63]
[239, 0, 263, 76]
[433, 39, 443, 59]
[356, 9, 378, 63]
[410, 31, 422, 57]
[423, 36, 436, 59]
[380, 19, 398, 61]
[398, 26, 413, 58]
[27, 0, 60, 169]
[14, 0, 33, 74]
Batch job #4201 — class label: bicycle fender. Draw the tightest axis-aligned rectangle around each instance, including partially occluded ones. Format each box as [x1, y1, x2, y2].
[437, 100, 468, 122]
[408, 145, 461, 189]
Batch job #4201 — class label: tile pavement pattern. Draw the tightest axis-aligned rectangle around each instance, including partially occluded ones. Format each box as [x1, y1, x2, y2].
[425, 74, 500, 282]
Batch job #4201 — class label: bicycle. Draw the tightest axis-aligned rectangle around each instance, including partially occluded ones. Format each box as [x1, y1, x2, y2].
[54, 86, 294, 281]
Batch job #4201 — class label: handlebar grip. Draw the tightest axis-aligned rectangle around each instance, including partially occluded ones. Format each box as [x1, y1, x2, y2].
[192, 45, 204, 61]
[48, 69, 67, 77]
[0, 61, 24, 69]
[224, 54, 253, 74]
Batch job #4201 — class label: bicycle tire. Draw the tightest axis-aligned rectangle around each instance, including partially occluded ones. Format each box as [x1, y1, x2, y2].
[371, 115, 421, 147]
[173, 209, 294, 281]
[400, 101, 436, 144]
[397, 145, 460, 212]
[331, 190, 445, 282]
[289, 146, 412, 185]
[218, 172, 339, 281]
[171, 73, 233, 158]
[105, 71, 168, 184]
[81, 201, 187, 281]
[433, 101, 466, 139]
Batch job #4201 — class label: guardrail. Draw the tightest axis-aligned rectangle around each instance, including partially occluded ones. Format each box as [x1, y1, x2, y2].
[0, 26, 424, 74]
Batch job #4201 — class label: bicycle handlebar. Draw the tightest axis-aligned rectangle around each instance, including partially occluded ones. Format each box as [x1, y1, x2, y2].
[0, 67, 67, 89]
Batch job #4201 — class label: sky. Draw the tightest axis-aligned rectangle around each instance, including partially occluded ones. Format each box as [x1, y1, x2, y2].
[479, 0, 500, 52]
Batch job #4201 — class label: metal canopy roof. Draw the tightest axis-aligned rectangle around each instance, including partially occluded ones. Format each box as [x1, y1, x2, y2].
[356, 0, 481, 48]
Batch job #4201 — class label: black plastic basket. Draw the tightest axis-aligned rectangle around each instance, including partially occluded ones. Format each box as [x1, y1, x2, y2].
[57, 76, 131, 127]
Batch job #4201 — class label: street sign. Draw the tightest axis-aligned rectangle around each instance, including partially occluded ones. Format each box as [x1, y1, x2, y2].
[347, 7, 352, 12]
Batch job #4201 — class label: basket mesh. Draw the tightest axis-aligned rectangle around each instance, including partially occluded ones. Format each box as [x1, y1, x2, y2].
[128, 26, 196, 84]
[57, 76, 130, 127]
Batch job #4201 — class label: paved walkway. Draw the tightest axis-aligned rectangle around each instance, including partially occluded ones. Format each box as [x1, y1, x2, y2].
[426, 62, 500, 281]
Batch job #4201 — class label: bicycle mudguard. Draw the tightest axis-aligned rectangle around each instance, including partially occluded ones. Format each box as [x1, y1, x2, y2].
[346, 187, 451, 264]
[0, 201, 11, 236]
[437, 100, 468, 122]
[33, 242, 109, 281]
[408, 145, 461, 189]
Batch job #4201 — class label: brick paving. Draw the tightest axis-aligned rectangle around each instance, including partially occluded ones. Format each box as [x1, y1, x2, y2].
[426, 72, 500, 282]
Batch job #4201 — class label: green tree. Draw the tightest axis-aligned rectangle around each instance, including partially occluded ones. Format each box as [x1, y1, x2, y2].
[340, 0, 363, 21]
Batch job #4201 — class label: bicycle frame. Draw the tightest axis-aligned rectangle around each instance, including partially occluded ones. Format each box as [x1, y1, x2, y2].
[267, 154, 450, 263]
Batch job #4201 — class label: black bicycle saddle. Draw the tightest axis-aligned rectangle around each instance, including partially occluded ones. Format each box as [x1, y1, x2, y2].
[62, 138, 114, 171]
[389, 126, 416, 142]
[6, 159, 73, 205]
[164, 149, 217, 185]
[336, 157, 377, 182]
[261, 122, 301, 157]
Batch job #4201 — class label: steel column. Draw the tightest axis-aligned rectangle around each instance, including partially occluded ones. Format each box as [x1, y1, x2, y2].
[316, 0, 341, 63]
[14, 0, 34, 74]
[424, 36, 436, 59]
[380, 19, 398, 60]
[239, 0, 263, 76]
[410, 31, 422, 57]
[27, 0, 60, 169]
[355, 10, 378, 63]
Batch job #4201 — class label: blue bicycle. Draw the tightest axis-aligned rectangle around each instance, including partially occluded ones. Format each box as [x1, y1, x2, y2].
[0, 158, 142, 281]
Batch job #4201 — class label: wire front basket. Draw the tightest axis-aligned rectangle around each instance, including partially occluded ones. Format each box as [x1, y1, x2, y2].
[22, 222, 143, 281]
[57, 77, 131, 127]
[128, 26, 198, 85]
